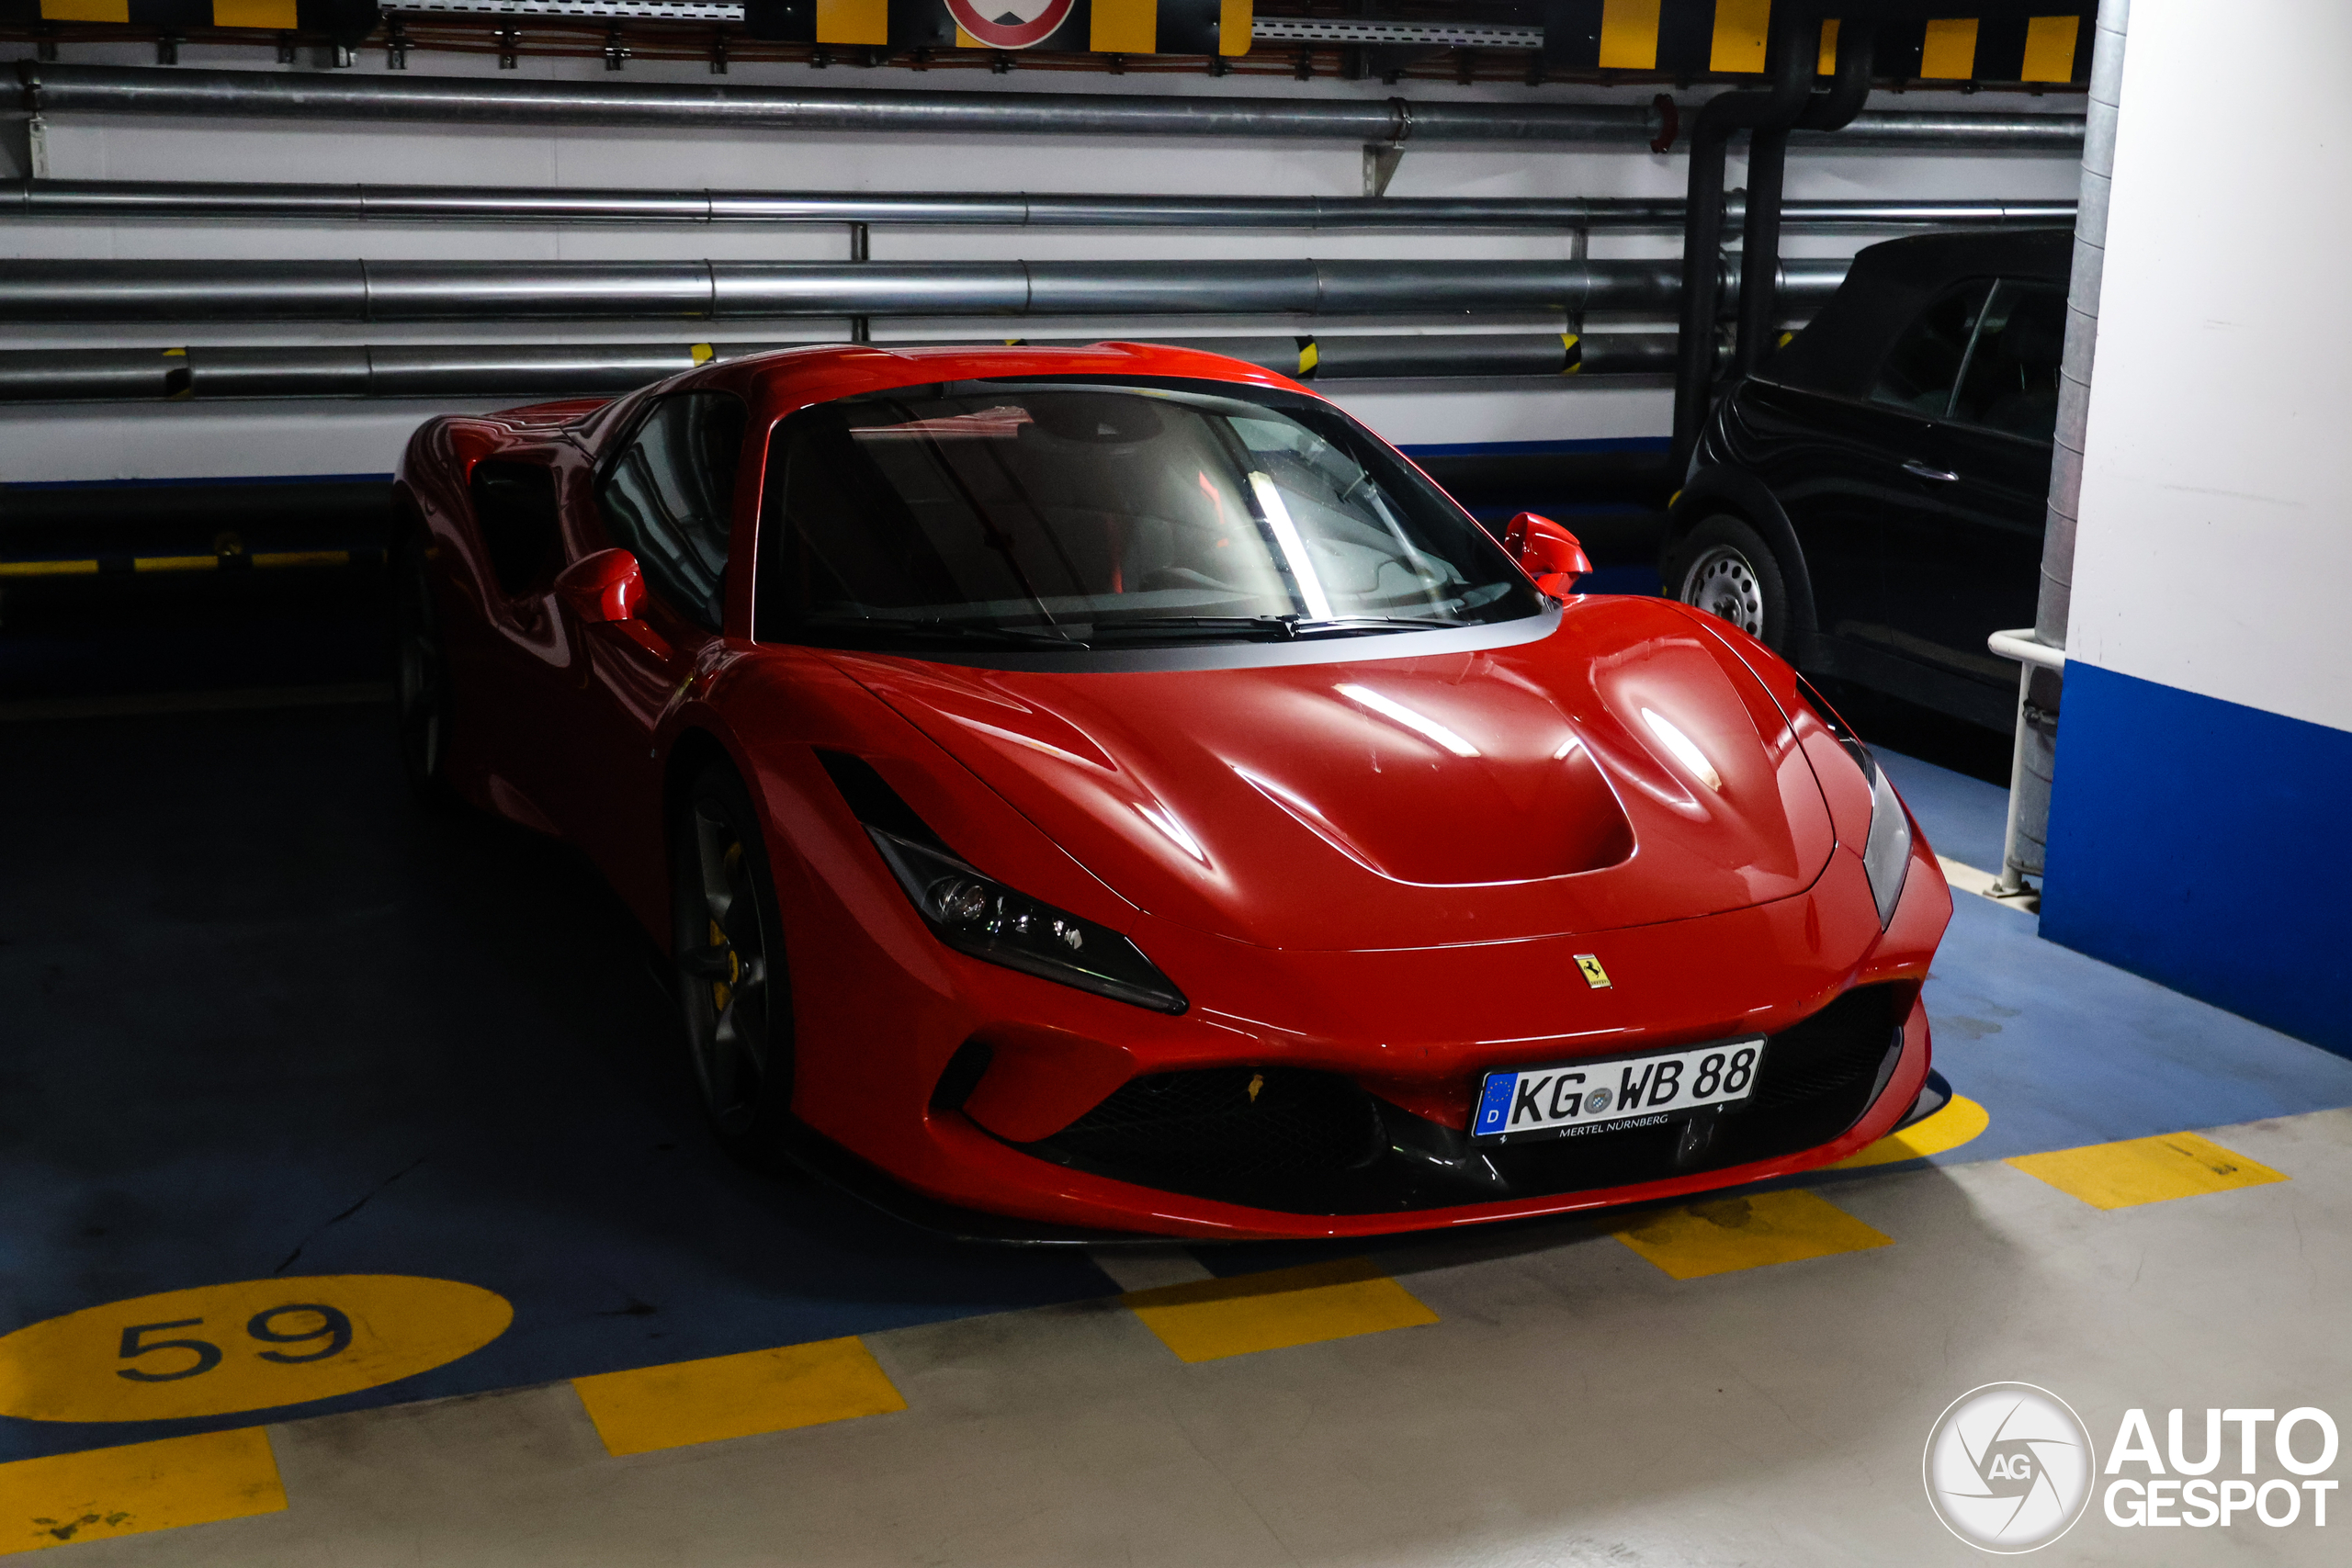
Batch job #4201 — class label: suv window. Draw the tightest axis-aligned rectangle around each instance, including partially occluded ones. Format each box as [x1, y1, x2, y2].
[1869, 281, 1993, 418]
[596, 391, 748, 630]
[1951, 280, 2068, 442]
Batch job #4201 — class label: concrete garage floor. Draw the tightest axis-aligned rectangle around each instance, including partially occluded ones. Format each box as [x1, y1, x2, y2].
[5, 697, 2350, 1564]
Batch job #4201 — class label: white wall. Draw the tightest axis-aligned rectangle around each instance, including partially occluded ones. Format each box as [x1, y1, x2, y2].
[0, 39, 2079, 484]
[2066, 0, 2352, 734]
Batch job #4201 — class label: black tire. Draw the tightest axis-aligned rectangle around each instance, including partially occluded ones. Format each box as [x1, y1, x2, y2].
[390, 522, 459, 808]
[671, 764, 797, 1167]
[1665, 513, 1793, 654]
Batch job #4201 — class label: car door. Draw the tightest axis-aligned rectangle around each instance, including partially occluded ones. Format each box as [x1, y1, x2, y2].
[543, 390, 750, 910]
[1751, 280, 1992, 667]
[1874, 279, 2066, 705]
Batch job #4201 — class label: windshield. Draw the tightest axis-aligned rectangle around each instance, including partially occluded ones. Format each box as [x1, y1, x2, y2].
[754, 378, 1541, 650]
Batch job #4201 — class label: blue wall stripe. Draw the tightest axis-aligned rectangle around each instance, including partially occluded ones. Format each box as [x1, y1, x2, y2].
[2041, 662, 2352, 1058]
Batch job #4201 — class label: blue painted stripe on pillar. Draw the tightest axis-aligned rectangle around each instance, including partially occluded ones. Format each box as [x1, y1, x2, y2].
[2041, 662, 2352, 1058]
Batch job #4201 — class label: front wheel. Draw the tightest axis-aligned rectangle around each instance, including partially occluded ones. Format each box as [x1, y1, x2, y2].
[1666, 513, 1792, 654]
[390, 522, 458, 807]
[671, 764, 797, 1167]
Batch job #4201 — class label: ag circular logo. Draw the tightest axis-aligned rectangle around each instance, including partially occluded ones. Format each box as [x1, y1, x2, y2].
[1923, 1383, 2096, 1552]
[944, 0, 1074, 51]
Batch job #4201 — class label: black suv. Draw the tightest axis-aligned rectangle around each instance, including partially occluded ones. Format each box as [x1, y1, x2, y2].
[1660, 228, 2070, 728]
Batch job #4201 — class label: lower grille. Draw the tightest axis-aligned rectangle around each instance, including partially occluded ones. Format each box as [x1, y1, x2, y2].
[1016, 983, 1911, 1216]
[1023, 1066, 1385, 1210]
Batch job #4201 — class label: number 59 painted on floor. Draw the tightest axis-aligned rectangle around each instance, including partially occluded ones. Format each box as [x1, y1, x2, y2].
[0, 1276, 511, 1421]
[117, 1304, 356, 1382]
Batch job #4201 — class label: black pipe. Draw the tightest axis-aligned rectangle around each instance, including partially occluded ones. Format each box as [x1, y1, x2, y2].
[1671, 6, 1822, 479]
[1735, 19, 1877, 381]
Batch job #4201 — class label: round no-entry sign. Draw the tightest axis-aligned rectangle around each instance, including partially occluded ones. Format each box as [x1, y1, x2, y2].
[945, 0, 1075, 51]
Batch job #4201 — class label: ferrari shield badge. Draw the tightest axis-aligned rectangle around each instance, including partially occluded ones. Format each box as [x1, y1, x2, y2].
[1575, 953, 1611, 989]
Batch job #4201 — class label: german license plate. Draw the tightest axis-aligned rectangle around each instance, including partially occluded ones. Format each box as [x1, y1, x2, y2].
[1472, 1038, 1767, 1144]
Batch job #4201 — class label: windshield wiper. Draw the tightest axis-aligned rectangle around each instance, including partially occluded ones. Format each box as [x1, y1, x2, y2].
[800, 615, 1091, 650]
[1089, 614, 1460, 642]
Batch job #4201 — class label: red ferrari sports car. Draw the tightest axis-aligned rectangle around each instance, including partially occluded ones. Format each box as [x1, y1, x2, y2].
[392, 342, 1951, 1241]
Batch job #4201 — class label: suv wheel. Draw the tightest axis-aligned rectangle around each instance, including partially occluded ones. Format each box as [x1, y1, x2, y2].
[1668, 515, 1791, 652]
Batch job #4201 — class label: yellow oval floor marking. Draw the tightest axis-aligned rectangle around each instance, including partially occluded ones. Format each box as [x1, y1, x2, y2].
[1827, 1092, 1990, 1169]
[0, 1276, 510, 1424]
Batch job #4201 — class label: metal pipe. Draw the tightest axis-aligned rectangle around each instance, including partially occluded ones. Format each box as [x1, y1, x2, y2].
[13, 62, 2084, 151]
[1673, 6, 1820, 475]
[1737, 19, 1877, 379]
[1997, 0, 2130, 898]
[0, 177, 2076, 232]
[1802, 110, 2086, 151]
[14, 62, 1658, 144]
[0, 331, 1686, 402]
[0, 255, 1847, 322]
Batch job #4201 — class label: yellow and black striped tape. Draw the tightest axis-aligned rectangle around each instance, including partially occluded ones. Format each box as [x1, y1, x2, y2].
[0, 548, 365, 578]
[15, 4, 2090, 84]
[767, 0, 1249, 57]
[29, 0, 300, 26]
[1546, 2, 2088, 85]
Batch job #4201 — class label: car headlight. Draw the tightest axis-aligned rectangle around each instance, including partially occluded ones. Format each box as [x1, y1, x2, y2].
[866, 828, 1189, 1015]
[1859, 754, 1913, 929]
[1794, 678, 1911, 929]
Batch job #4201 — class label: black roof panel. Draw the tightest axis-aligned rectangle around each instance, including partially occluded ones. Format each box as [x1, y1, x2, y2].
[1771, 227, 2074, 398]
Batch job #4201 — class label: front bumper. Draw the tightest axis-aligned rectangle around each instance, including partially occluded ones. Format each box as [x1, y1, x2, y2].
[785, 818, 1951, 1242]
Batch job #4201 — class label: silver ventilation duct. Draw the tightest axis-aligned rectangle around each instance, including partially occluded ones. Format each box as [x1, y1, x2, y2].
[0, 256, 1847, 323]
[13, 63, 2084, 152]
[13, 62, 1658, 143]
[0, 178, 2076, 232]
[0, 333, 1681, 402]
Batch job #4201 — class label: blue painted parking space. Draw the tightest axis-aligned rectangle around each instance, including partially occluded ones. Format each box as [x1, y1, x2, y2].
[6, 707, 2349, 1460]
[0, 704, 1117, 1465]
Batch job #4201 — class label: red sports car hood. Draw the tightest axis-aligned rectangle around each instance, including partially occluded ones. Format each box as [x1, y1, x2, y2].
[829, 599, 1836, 952]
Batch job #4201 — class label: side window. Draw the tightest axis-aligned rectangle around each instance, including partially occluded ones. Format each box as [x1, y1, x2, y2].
[1869, 281, 1993, 418]
[597, 391, 748, 630]
[1951, 280, 2068, 442]
[468, 459, 562, 596]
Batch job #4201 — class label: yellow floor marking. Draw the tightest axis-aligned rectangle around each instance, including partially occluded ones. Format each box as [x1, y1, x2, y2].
[0, 1429, 284, 1556]
[571, 1337, 905, 1457]
[1829, 1093, 1991, 1168]
[1124, 1257, 1438, 1363]
[2007, 1131, 2288, 1211]
[1613, 1190, 1893, 1280]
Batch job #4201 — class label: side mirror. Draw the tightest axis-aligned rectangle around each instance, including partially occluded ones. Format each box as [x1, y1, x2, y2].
[1504, 512, 1593, 596]
[555, 547, 644, 624]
